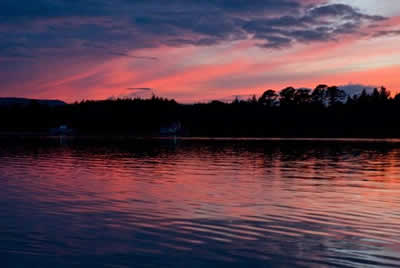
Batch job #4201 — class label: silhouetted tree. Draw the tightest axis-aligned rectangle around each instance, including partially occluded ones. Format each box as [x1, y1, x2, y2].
[326, 86, 346, 106]
[311, 84, 328, 105]
[250, 95, 258, 104]
[394, 93, 400, 104]
[232, 97, 240, 105]
[259, 89, 278, 107]
[279, 87, 296, 106]
[345, 94, 357, 105]
[371, 88, 380, 103]
[379, 86, 390, 102]
[294, 89, 311, 105]
[357, 89, 369, 104]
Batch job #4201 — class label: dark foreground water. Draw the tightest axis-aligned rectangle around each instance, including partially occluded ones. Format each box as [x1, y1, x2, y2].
[1, 138, 400, 267]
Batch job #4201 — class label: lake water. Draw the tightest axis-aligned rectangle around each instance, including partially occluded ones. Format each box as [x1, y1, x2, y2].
[1, 138, 400, 267]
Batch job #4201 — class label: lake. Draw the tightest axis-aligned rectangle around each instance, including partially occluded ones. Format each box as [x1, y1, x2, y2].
[1, 138, 400, 267]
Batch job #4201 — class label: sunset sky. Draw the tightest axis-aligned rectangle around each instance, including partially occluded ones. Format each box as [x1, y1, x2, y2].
[1, 0, 400, 103]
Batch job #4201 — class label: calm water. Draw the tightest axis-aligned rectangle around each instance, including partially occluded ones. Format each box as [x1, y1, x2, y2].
[1, 138, 400, 267]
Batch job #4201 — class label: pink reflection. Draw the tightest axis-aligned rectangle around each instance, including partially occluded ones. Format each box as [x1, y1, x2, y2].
[1, 145, 400, 225]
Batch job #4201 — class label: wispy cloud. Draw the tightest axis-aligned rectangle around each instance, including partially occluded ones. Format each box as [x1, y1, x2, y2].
[127, 88, 153, 91]
[109, 52, 158, 61]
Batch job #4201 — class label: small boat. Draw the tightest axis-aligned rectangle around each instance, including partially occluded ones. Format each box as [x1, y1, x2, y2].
[49, 125, 74, 135]
[160, 121, 182, 136]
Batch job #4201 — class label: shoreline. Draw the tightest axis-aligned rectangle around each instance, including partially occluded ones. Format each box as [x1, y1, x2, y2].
[2, 132, 400, 143]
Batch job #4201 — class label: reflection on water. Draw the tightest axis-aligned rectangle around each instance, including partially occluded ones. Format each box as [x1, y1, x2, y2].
[1, 138, 400, 267]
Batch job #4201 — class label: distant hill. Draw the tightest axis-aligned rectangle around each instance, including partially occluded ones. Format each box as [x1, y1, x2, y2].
[0, 98, 66, 107]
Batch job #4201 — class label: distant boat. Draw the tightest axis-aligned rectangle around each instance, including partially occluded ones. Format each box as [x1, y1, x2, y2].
[49, 125, 74, 135]
[160, 121, 182, 136]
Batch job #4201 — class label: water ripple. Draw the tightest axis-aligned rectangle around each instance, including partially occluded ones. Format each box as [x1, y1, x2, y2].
[1, 139, 400, 267]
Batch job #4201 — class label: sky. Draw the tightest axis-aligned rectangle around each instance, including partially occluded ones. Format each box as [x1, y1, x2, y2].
[1, 0, 400, 103]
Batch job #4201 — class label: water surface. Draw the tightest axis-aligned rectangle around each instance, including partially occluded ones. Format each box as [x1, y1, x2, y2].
[1, 138, 400, 267]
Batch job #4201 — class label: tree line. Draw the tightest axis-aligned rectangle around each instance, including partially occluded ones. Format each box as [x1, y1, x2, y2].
[257, 85, 392, 107]
[1, 84, 400, 137]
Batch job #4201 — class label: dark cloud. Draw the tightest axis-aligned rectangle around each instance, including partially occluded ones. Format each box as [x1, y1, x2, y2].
[310, 4, 384, 21]
[0, 0, 391, 61]
[242, 3, 386, 47]
[372, 29, 400, 38]
[109, 52, 158, 61]
[117, 87, 155, 99]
